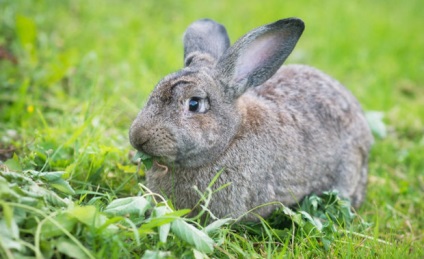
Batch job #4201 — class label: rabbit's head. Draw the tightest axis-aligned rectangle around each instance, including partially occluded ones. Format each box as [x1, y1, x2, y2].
[129, 18, 304, 168]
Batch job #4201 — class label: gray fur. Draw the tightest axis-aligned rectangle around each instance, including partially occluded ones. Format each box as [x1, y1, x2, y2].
[183, 19, 230, 68]
[129, 18, 373, 221]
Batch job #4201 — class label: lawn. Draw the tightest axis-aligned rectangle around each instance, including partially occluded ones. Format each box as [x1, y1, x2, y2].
[1, 0, 423, 258]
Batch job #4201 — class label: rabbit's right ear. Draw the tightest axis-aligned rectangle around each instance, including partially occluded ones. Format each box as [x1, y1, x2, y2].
[183, 19, 230, 68]
[216, 18, 304, 99]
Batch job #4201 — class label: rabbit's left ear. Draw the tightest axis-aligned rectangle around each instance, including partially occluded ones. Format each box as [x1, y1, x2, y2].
[216, 18, 304, 99]
[183, 19, 230, 68]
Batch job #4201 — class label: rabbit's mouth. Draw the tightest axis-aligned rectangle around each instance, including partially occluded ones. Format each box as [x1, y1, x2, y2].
[134, 138, 178, 164]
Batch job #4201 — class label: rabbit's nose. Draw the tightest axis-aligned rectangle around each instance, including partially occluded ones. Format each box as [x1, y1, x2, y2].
[129, 122, 150, 151]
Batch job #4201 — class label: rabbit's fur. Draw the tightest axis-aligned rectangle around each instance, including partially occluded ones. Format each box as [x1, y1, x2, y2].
[129, 18, 373, 221]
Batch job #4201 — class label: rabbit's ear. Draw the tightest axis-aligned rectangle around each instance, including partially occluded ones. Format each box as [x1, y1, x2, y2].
[183, 19, 230, 68]
[216, 18, 304, 99]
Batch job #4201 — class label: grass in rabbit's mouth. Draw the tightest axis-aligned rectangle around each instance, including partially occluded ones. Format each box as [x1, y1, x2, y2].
[133, 151, 154, 170]
[0, 0, 423, 258]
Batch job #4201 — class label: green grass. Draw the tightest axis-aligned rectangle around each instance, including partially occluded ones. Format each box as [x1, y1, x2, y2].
[1, 0, 423, 257]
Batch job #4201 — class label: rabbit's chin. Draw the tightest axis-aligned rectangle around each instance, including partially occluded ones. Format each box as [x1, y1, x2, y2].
[149, 154, 176, 167]
[144, 147, 213, 169]
[154, 158, 194, 169]
[152, 153, 215, 170]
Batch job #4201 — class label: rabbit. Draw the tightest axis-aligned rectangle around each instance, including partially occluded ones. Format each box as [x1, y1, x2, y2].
[129, 18, 373, 221]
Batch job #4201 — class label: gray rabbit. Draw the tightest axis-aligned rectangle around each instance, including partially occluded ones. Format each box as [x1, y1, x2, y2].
[129, 18, 373, 221]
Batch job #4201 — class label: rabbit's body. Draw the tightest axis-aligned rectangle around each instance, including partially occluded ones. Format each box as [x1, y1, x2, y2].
[130, 18, 373, 220]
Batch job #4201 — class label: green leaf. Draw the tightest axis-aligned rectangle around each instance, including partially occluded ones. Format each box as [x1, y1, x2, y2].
[282, 206, 296, 217]
[139, 209, 190, 233]
[55, 237, 90, 259]
[300, 211, 323, 232]
[27, 183, 69, 207]
[133, 151, 153, 170]
[0, 202, 14, 228]
[37, 171, 64, 182]
[142, 159, 153, 171]
[4, 154, 22, 172]
[142, 250, 172, 259]
[24, 170, 76, 196]
[153, 206, 172, 243]
[171, 219, 214, 253]
[140, 151, 152, 161]
[192, 249, 209, 259]
[96, 216, 125, 233]
[67, 205, 115, 232]
[203, 218, 233, 234]
[0, 206, 22, 252]
[0, 227, 22, 252]
[0, 177, 20, 201]
[48, 179, 76, 195]
[365, 111, 387, 138]
[41, 213, 77, 239]
[104, 196, 151, 216]
[68, 206, 99, 225]
[282, 206, 304, 226]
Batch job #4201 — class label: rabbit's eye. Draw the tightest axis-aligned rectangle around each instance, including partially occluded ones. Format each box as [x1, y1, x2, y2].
[189, 98, 200, 111]
[186, 97, 208, 113]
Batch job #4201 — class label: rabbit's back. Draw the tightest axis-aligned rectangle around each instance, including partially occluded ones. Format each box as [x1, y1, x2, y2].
[256, 64, 364, 130]
[248, 64, 372, 205]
